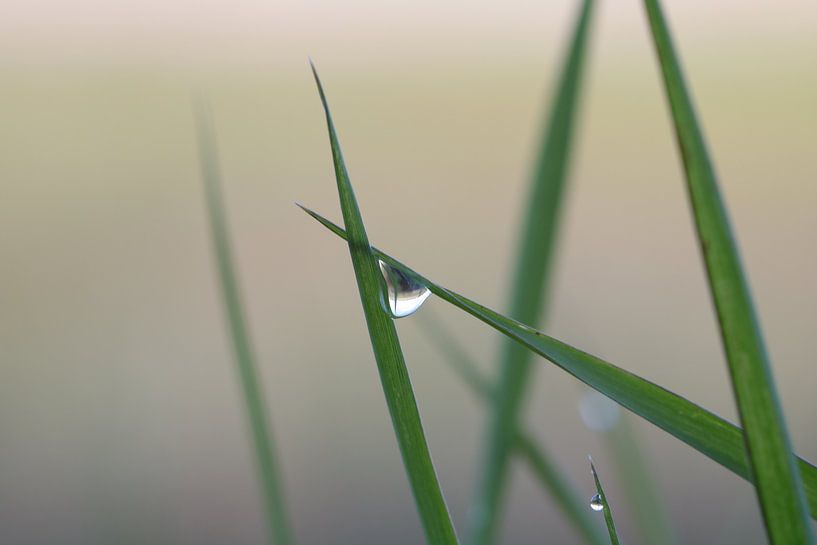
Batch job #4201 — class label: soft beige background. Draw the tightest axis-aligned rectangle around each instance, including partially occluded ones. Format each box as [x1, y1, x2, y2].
[1, 1, 816, 544]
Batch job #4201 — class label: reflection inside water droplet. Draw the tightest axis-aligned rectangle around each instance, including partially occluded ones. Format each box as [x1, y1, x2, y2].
[378, 260, 431, 318]
[589, 493, 604, 512]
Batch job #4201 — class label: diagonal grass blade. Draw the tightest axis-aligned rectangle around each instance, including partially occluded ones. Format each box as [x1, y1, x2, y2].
[195, 100, 295, 545]
[309, 63, 459, 545]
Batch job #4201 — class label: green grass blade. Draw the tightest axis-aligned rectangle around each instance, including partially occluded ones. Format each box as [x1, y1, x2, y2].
[642, 2, 814, 543]
[308, 63, 459, 545]
[417, 313, 607, 545]
[298, 207, 817, 520]
[589, 459, 621, 545]
[471, 1, 595, 543]
[194, 101, 294, 545]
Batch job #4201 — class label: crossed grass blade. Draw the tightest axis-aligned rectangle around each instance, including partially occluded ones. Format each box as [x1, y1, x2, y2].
[309, 63, 459, 545]
[299, 207, 817, 521]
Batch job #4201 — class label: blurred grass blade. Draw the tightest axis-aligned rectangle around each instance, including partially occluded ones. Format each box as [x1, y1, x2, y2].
[517, 440, 602, 545]
[605, 415, 675, 545]
[589, 459, 621, 545]
[418, 313, 607, 545]
[298, 207, 817, 520]
[309, 63, 459, 545]
[417, 312, 494, 401]
[471, 1, 595, 543]
[642, 2, 814, 543]
[195, 101, 294, 545]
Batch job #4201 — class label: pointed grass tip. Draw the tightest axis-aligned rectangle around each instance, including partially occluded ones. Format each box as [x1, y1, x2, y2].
[588, 455, 598, 476]
[308, 58, 328, 103]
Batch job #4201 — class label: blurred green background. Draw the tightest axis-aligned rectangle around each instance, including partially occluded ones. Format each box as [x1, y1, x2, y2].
[1, 1, 816, 543]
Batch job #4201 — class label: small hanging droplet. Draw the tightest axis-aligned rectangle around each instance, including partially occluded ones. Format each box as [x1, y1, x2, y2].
[589, 493, 604, 512]
[378, 260, 431, 318]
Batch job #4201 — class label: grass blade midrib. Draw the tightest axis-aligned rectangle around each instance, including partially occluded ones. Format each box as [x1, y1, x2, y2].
[299, 206, 817, 521]
[309, 63, 459, 545]
[642, 2, 814, 543]
[195, 101, 294, 545]
[471, 2, 595, 543]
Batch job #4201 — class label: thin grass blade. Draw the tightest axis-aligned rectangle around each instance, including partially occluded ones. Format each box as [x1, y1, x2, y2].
[299, 207, 817, 520]
[589, 459, 621, 545]
[418, 313, 607, 545]
[471, 1, 595, 543]
[308, 63, 459, 545]
[642, 2, 813, 543]
[195, 101, 294, 545]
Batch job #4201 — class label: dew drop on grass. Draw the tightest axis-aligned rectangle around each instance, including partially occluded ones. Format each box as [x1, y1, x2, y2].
[589, 493, 604, 512]
[378, 260, 431, 318]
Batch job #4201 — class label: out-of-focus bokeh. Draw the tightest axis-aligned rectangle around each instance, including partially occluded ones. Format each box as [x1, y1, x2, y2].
[2, 1, 816, 543]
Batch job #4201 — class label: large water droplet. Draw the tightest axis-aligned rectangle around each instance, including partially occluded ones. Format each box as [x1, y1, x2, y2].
[579, 390, 621, 432]
[589, 493, 604, 512]
[378, 260, 431, 318]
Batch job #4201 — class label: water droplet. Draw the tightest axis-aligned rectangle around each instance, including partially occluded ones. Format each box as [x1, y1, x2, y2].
[378, 260, 431, 318]
[579, 390, 620, 432]
[589, 493, 604, 512]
